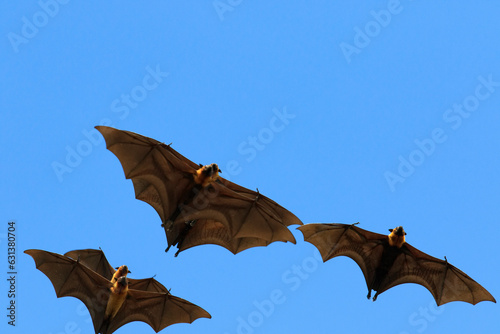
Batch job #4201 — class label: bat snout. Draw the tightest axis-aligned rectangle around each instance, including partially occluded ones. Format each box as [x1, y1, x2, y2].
[117, 276, 128, 287]
[115, 265, 131, 275]
[389, 226, 406, 236]
[395, 226, 406, 236]
[206, 163, 219, 176]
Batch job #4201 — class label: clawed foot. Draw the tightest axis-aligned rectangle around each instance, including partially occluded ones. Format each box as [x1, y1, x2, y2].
[161, 221, 173, 231]
[367, 290, 379, 301]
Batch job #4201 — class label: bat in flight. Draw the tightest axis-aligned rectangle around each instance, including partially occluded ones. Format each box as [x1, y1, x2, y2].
[298, 223, 496, 305]
[95, 126, 303, 256]
[25, 249, 211, 334]
[64, 248, 169, 293]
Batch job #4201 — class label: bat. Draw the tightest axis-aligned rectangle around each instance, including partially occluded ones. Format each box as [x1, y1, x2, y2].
[95, 126, 303, 256]
[298, 223, 496, 305]
[25, 249, 211, 334]
[64, 248, 170, 293]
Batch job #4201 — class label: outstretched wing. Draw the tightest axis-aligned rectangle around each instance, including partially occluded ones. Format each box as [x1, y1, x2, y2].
[106, 289, 211, 333]
[96, 126, 302, 255]
[95, 125, 196, 225]
[65, 249, 115, 280]
[25, 249, 112, 334]
[65, 248, 171, 293]
[378, 243, 496, 305]
[298, 223, 387, 291]
[173, 219, 272, 254]
[173, 184, 299, 245]
[127, 277, 170, 294]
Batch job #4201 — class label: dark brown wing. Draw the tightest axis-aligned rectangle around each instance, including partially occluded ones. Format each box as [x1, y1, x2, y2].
[96, 126, 302, 255]
[127, 277, 169, 293]
[64, 249, 115, 281]
[378, 243, 496, 305]
[64, 248, 171, 294]
[95, 126, 196, 225]
[298, 223, 387, 292]
[24, 249, 112, 334]
[174, 184, 298, 243]
[175, 219, 271, 254]
[217, 177, 303, 239]
[106, 289, 211, 333]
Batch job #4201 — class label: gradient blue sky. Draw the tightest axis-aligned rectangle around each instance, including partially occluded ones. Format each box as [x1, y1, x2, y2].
[2, 1, 500, 334]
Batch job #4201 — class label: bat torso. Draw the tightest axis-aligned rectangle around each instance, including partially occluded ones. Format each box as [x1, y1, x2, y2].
[371, 240, 403, 292]
[105, 281, 128, 320]
[166, 164, 219, 224]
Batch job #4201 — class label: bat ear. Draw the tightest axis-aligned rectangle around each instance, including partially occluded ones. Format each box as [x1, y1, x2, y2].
[388, 228, 393, 232]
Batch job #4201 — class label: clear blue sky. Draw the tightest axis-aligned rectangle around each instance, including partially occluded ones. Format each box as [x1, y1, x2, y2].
[2, 1, 499, 334]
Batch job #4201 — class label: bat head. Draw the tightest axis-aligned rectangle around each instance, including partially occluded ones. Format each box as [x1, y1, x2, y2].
[195, 163, 220, 186]
[388, 226, 406, 248]
[115, 265, 131, 277]
[388, 226, 406, 236]
[115, 265, 132, 276]
[204, 163, 220, 176]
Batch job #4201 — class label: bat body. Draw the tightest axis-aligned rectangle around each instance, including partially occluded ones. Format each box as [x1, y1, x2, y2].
[96, 126, 303, 256]
[64, 248, 169, 293]
[298, 223, 496, 305]
[103, 277, 128, 332]
[25, 249, 211, 333]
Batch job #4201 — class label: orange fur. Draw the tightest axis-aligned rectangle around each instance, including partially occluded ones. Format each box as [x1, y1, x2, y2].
[388, 227, 406, 248]
[194, 163, 219, 187]
[111, 265, 129, 283]
[105, 277, 128, 319]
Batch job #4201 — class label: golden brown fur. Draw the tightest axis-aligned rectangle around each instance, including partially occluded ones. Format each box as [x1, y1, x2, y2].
[104, 277, 128, 322]
[193, 164, 219, 187]
[111, 265, 129, 283]
[387, 226, 406, 248]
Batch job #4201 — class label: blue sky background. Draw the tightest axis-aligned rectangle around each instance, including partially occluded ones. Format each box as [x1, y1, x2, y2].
[2, 1, 499, 333]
